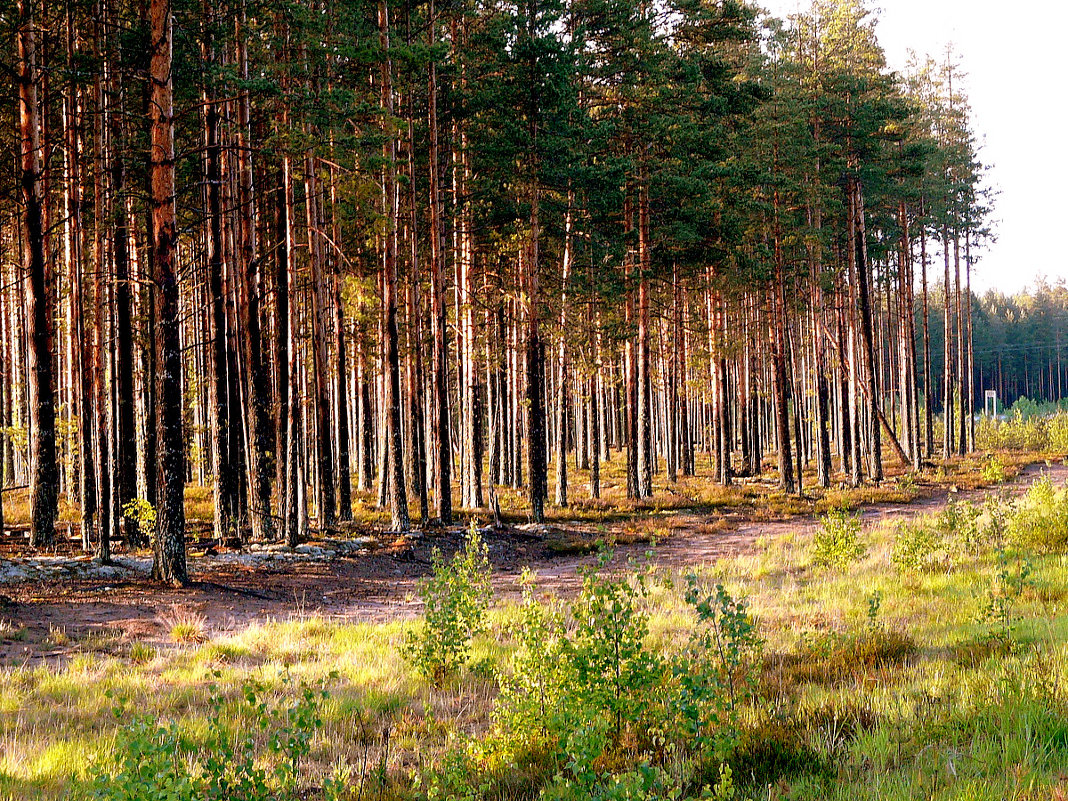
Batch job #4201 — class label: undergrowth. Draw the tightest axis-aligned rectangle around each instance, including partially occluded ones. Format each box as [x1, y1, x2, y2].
[7, 473, 1068, 800]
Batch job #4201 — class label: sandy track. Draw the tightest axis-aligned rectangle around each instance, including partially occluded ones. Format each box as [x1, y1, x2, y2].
[2, 461, 1065, 664]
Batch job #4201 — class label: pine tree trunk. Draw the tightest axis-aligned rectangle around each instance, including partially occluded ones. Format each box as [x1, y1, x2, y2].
[852, 179, 882, 482]
[942, 223, 954, 459]
[204, 89, 236, 541]
[65, 49, 98, 549]
[235, 14, 274, 541]
[636, 179, 652, 498]
[920, 213, 932, 457]
[405, 107, 428, 524]
[427, 0, 451, 524]
[19, 0, 59, 549]
[275, 167, 291, 513]
[525, 190, 546, 522]
[148, 0, 187, 584]
[554, 194, 573, 507]
[380, 0, 410, 531]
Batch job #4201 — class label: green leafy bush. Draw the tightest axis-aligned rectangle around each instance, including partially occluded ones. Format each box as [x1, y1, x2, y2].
[812, 509, 864, 568]
[976, 407, 1068, 452]
[892, 497, 1011, 572]
[490, 559, 760, 800]
[565, 558, 664, 747]
[1007, 475, 1068, 553]
[890, 520, 944, 573]
[981, 454, 1008, 483]
[84, 676, 331, 801]
[674, 578, 762, 759]
[493, 569, 571, 755]
[403, 524, 493, 683]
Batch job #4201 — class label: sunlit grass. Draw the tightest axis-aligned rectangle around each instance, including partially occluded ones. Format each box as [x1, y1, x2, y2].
[4, 468, 1068, 799]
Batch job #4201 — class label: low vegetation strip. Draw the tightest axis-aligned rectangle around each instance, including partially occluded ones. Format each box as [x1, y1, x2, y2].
[2, 470, 1068, 800]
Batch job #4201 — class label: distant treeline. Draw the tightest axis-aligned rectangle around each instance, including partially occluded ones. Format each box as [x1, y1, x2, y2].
[920, 281, 1068, 411]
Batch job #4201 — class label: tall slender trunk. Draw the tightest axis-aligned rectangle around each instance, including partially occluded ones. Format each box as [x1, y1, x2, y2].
[920, 211, 932, 457]
[636, 178, 652, 498]
[305, 155, 337, 530]
[526, 188, 546, 522]
[204, 86, 236, 540]
[942, 223, 954, 459]
[65, 39, 98, 549]
[405, 91, 428, 524]
[852, 178, 882, 482]
[236, 11, 274, 540]
[554, 193, 573, 506]
[19, 0, 59, 549]
[380, 0, 410, 531]
[427, 0, 451, 524]
[148, 0, 187, 584]
[281, 156, 306, 546]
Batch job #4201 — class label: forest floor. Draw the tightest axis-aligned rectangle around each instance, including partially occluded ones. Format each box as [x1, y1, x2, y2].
[1, 454, 1064, 666]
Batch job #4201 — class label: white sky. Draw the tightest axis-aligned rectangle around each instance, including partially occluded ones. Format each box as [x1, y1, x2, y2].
[759, 0, 1068, 295]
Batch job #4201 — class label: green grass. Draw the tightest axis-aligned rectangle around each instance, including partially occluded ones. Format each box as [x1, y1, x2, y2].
[5, 473, 1068, 799]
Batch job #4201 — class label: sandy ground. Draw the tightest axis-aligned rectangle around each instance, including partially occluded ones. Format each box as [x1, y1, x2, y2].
[1, 461, 1065, 665]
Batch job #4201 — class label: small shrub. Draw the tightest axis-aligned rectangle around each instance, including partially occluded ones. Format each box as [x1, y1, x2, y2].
[981, 454, 1008, 483]
[952, 632, 1021, 667]
[403, 523, 492, 683]
[565, 555, 664, 746]
[896, 472, 918, 493]
[890, 520, 944, 573]
[0, 619, 25, 640]
[674, 578, 762, 758]
[83, 676, 332, 801]
[494, 569, 571, 751]
[1007, 475, 1068, 552]
[812, 509, 864, 568]
[121, 498, 158, 530]
[978, 548, 1033, 640]
[47, 624, 70, 646]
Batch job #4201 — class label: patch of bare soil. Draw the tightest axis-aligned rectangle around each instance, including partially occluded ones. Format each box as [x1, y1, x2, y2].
[2, 461, 1065, 665]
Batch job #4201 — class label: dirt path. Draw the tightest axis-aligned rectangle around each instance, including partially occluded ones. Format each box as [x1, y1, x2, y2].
[2, 462, 1065, 665]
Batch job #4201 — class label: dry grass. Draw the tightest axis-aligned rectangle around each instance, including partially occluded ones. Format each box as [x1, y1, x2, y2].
[159, 605, 208, 644]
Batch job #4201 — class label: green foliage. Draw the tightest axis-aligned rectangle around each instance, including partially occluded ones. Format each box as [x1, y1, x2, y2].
[865, 590, 883, 626]
[674, 578, 762, 759]
[980, 455, 1008, 483]
[976, 409, 1068, 453]
[487, 557, 761, 800]
[978, 549, 1033, 640]
[565, 556, 664, 746]
[812, 508, 864, 568]
[121, 499, 157, 530]
[892, 497, 1011, 572]
[493, 570, 570, 753]
[403, 524, 493, 683]
[1007, 475, 1068, 553]
[896, 472, 918, 493]
[84, 714, 197, 801]
[890, 519, 944, 573]
[128, 642, 156, 664]
[83, 676, 330, 801]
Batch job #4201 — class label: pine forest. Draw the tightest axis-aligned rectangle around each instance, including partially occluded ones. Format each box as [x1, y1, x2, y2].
[2, 0, 1068, 798]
